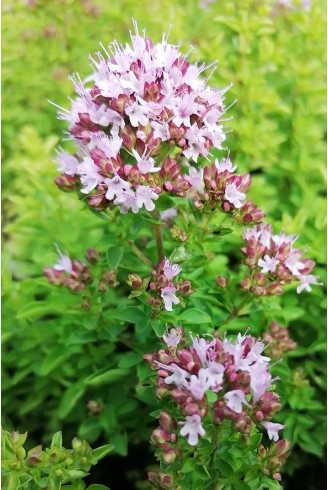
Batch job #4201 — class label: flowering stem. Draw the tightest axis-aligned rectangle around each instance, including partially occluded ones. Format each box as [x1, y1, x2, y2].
[152, 213, 165, 263]
[127, 240, 154, 268]
[221, 295, 250, 327]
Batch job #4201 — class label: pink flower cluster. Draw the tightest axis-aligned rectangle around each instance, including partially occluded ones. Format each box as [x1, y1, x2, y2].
[145, 329, 285, 450]
[241, 224, 322, 296]
[44, 246, 118, 294]
[53, 22, 229, 214]
[148, 258, 193, 312]
[44, 245, 92, 292]
[194, 157, 265, 224]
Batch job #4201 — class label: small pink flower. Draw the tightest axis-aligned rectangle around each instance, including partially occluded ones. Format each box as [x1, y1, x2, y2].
[163, 327, 183, 348]
[53, 244, 73, 274]
[180, 414, 205, 446]
[258, 255, 279, 274]
[185, 166, 204, 194]
[161, 286, 180, 311]
[224, 389, 248, 413]
[163, 258, 182, 281]
[224, 183, 246, 208]
[262, 421, 285, 442]
[296, 274, 323, 293]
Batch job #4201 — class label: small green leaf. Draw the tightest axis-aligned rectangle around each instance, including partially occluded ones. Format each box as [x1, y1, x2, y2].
[87, 485, 111, 490]
[51, 431, 62, 449]
[107, 246, 124, 269]
[91, 444, 114, 463]
[178, 308, 211, 324]
[85, 368, 130, 386]
[59, 384, 85, 418]
[118, 353, 141, 368]
[111, 431, 128, 456]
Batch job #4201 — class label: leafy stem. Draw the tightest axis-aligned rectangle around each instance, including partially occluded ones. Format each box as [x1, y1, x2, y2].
[152, 212, 165, 263]
[221, 295, 250, 327]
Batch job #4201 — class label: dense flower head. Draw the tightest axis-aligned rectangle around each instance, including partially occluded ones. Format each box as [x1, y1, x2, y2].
[241, 223, 322, 296]
[52, 21, 230, 214]
[193, 157, 265, 224]
[145, 329, 285, 448]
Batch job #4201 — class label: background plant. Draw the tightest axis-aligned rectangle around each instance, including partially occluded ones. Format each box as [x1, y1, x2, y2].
[2, 0, 326, 489]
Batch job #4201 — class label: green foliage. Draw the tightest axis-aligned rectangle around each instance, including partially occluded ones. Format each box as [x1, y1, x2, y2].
[2, 0, 326, 488]
[1, 429, 112, 489]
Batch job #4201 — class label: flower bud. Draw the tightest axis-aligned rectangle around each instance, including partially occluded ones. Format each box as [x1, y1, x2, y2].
[127, 273, 143, 289]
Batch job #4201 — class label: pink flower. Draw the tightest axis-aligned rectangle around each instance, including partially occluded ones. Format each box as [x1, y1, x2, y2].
[262, 421, 285, 442]
[224, 389, 248, 413]
[188, 371, 210, 400]
[135, 186, 159, 212]
[249, 363, 272, 402]
[163, 259, 181, 281]
[258, 255, 279, 274]
[199, 362, 224, 391]
[155, 362, 190, 388]
[105, 174, 131, 201]
[163, 327, 183, 348]
[161, 286, 180, 311]
[132, 149, 160, 174]
[53, 244, 73, 274]
[55, 148, 79, 176]
[185, 166, 204, 194]
[215, 157, 237, 174]
[296, 274, 323, 293]
[224, 183, 246, 208]
[180, 414, 205, 446]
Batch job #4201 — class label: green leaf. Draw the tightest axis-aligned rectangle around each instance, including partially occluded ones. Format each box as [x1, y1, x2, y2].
[37, 347, 70, 376]
[91, 444, 114, 463]
[114, 307, 147, 324]
[178, 308, 212, 324]
[51, 431, 62, 449]
[59, 384, 85, 418]
[85, 368, 130, 386]
[118, 353, 142, 368]
[107, 246, 124, 270]
[111, 431, 128, 456]
[78, 418, 102, 443]
[87, 486, 111, 490]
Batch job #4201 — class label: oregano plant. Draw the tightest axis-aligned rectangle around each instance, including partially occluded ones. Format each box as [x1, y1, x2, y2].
[13, 19, 322, 490]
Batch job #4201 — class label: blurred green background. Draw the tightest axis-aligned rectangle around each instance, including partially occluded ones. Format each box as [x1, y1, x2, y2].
[2, 0, 326, 488]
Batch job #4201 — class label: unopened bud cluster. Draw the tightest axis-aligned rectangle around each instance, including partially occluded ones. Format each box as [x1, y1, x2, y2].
[257, 439, 291, 481]
[241, 224, 322, 295]
[263, 322, 297, 360]
[145, 329, 287, 450]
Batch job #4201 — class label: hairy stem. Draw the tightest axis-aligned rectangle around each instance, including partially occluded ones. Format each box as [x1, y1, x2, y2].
[152, 213, 165, 263]
[127, 240, 154, 268]
[222, 296, 250, 326]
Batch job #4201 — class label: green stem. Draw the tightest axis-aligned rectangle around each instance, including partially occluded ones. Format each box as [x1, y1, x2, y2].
[221, 295, 250, 327]
[152, 214, 165, 263]
[127, 240, 154, 268]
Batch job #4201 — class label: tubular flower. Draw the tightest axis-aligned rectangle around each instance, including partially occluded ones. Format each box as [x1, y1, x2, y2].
[52, 21, 230, 214]
[241, 223, 322, 296]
